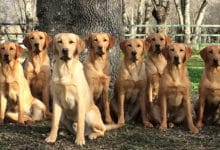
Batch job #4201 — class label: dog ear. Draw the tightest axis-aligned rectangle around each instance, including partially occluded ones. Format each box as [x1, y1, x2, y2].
[165, 35, 172, 45]
[200, 47, 208, 62]
[15, 43, 24, 59]
[74, 37, 85, 56]
[185, 45, 193, 59]
[119, 40, 127, 54]
[107, 34, 116, 49]
[43, 32, 52, 49]
[162, 45, 169, 60]
[143, 39, 150, 52]
[23, 34, 32, 50]
[85, 34, 93, 49]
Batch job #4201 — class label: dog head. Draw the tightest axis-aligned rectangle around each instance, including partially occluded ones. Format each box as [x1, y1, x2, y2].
[52, 33, 85, 62]
[200, 45, 220, 68]
[146, 33, 172, 54]
[86, 33, 115, 57]
[23, 31, 52, 54]
[162, 43, 192, 65]
[120, 38, 149, 62]
[0, 42, 24, 64]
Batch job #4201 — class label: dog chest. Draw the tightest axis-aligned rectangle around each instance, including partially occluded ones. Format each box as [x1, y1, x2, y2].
[206, 88, 220, 105]
[167, 86, 186, 107]
[6, 82, 19, 103]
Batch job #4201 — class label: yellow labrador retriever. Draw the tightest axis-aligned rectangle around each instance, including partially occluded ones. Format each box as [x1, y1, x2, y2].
[0, 42, 46, 124]
[23, 31, 52, 113]
[196, 45, 220, 129]
[111, 38, 151, 126]
[45, 33, 121, 146]
[83, 33, 115, 124]
[159, 43, 198, 133]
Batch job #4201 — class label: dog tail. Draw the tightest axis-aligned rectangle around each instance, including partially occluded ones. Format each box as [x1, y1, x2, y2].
[104, 123, 124, 131]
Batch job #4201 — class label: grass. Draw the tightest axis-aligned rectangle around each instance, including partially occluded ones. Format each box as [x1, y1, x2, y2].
[187, 50, 204, 94]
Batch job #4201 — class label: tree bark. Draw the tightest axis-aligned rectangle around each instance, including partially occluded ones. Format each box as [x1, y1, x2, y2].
[36, 0, 123, 99]
[184, 0, 191, 44]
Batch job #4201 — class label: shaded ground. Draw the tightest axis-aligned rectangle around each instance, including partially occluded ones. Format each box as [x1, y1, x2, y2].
[0, 120, 219, 150]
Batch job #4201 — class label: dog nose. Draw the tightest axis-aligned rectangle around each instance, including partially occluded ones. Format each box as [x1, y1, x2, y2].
[98, 46, 103, 50]
[174, 56, 179, 63]
[4, 53, 9, 60]
[34, 43, 39, 47]
[213, 58, 219, 66]
[131, 51, 137, 56]
[155, 44, 160, 49]
[62, 48, 68, 55]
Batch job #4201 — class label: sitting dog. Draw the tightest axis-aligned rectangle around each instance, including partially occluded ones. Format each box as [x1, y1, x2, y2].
[45, 33, 121, 146]
[83, 33, 115, 124]
[158, 43, 198, 133]
[23, 31, 52, 113]
[0, 42, 46, 124]
[111, 38, 152, 126]
[196, 45, 220, 129]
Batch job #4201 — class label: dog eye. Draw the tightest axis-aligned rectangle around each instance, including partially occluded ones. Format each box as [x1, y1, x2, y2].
[69, 40, 74, 44]
[160, 38, 164, 41]
[103, 39, 107, 42]
[30, 37, 34, 40]
[137, 44, 141, 47]
[39, 36, 43, 40]
[170, 48, 174, 51]
[127, 44, 132, 47]
[209, 50, 213, 54]
[94, 39, 98, 42]
[180, 49, 184, 52]
[10, 47, 14, 50]
[1, 47, 4, 50]
[57, 40, 62, 44]
[151, 38, 155, 41]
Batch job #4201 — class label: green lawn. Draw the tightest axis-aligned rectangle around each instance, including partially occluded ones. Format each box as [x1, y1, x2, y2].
[187, 50, 204, 94]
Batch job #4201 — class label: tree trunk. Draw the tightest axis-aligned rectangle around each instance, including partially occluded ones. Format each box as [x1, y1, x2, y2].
[36, 0, 123, 99]
[183, 0, 191, 44]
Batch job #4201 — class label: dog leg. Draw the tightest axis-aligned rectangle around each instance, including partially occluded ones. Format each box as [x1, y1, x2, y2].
[184, 95, 199, 133]
[103, 84, 113, 124]
[196, 96, 205, 130]
[139, 92, 153, 127]
[42, 84, 50, 113]
[18, 95, 25, 124]
[31, 98, 47, 121]
[0, 95, 7, 124]
[45, 99, 62, 143]
[117, 93, 125, 125]
[159, 95, 168, 131]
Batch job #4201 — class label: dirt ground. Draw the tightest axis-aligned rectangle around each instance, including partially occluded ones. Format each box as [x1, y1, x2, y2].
[0, 119, 219, 150]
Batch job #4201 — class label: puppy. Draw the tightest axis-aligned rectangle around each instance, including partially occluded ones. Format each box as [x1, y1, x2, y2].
[158, 43, 198, 133]
[111, 38, 151, 126]
[23, 31, 52, 113]
[196, 45, 220, 129]
[45, 33, 121, 146]
[83, 33, 115, 124]
[0, 42, 46, 124]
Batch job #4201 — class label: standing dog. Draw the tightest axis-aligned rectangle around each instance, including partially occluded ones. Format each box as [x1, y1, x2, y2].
[0, 42, 46, 124]
[158, 43, 198, 133]
[83, 33, 115, 124]
[196, 45, 220, 129]
[45, 33, 121, 146]
[23, 31, 52, 113]
[111, 38, 151, 126]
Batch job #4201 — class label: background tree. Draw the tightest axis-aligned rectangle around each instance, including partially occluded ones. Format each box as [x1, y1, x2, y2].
[36, 0, 124, 99]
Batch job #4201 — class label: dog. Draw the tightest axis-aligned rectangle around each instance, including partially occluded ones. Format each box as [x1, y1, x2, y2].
[0, 42, 46, 124]
[145, 33, 172, 124]
[196, 45, 220, 129]
[158, 43, 198, 133]
[45, 33, 121, 146]
[23, 31, 52, 113]
[111, 38, 152, 126]
[83, 33, 115, 124]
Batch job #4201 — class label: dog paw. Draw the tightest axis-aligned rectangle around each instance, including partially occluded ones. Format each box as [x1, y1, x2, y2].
[0, 118, 4, 124]
[45, 135, 57, 143]
[75, 136, 85, 146]
[88, 133, 98, 140]
[143, 121, 153, 128]
[168, 123, 174, 128]
[159, 125, 167, 131]
[195, 122, 203, 130]
[189, 127, 199, 134]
